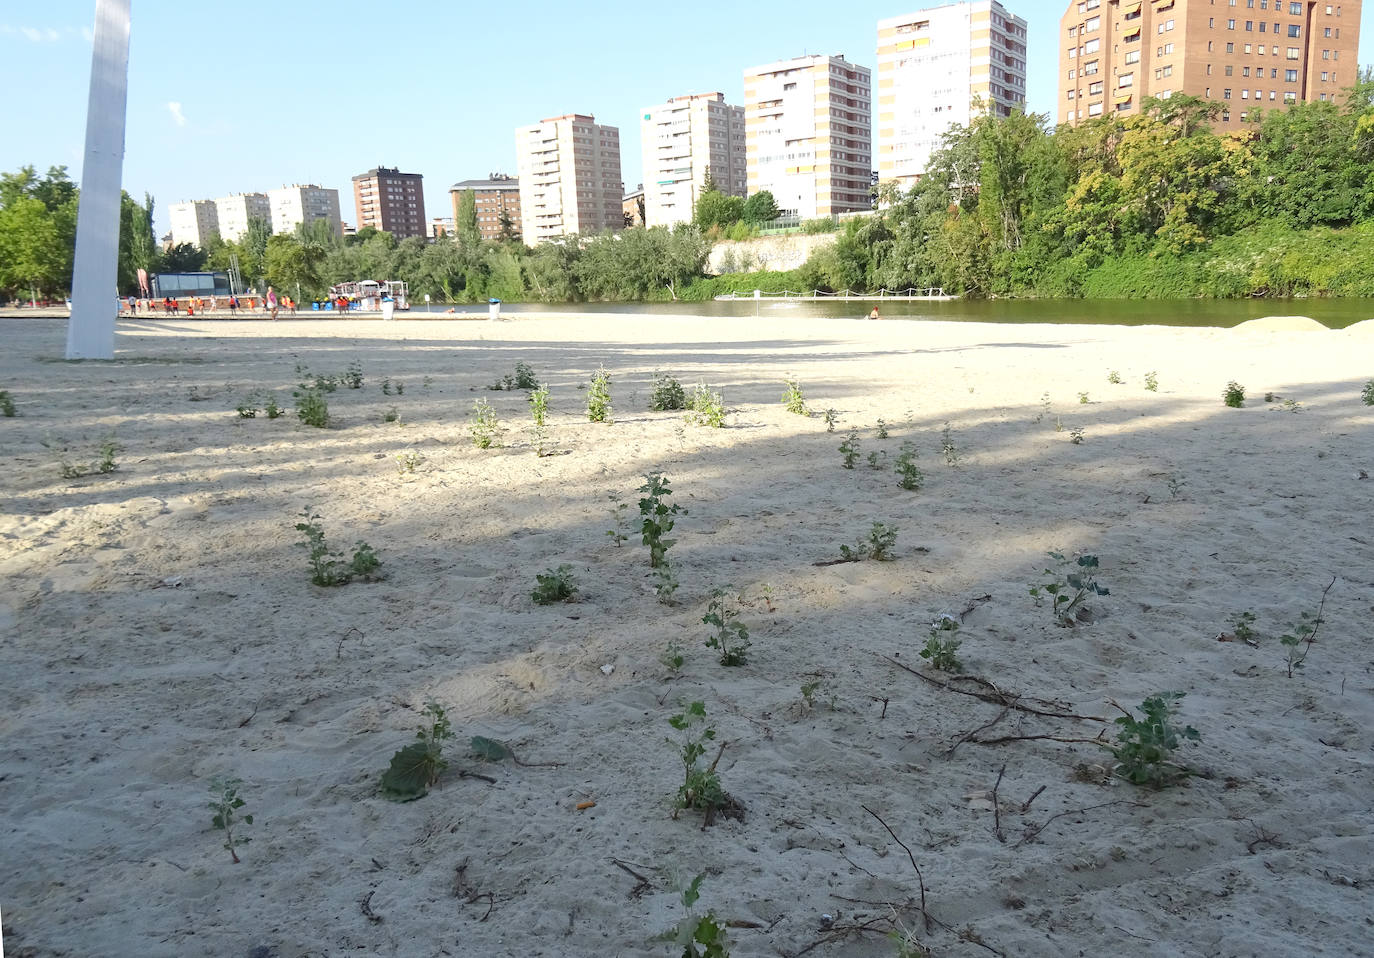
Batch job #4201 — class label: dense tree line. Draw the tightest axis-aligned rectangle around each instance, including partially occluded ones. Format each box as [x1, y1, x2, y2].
[5, 76, 1373, 305]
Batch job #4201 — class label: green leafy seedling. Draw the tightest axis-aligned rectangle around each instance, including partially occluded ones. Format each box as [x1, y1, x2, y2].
[380, 702, 454, 801]
[703, 588, 750, 666]
[1029, 551, 1108, 626]
[1223, 381, 1245, 408]
[839, 430, 860, 469]
[823, 407, 838, 432]
[650, 372, 687, 411]
[294, 387, 329, 427]
[0, 390, 16, 417]
[529, 384, 551, 455]
[839, 522, 898, 562]
[919, 615, 963, 673]
[470, 398, 500, 448]
[587, 366, 613, 422]
[686, 382, 725, 428]
[209, 777, 253, 863]
[1107, 370, 1123, 384]
[1144, 371, 1159, 392]
[639, 472, 685, 568]
[782, 377, 808, 416]
[1362, 379, 1374, 405]
[875, 418, 889, 439]
[670, 873, 730, 958]
[532, 564, 578, 605]
[1108, 692, 1200, 787]
[668, 702, 726, 819]
[894, 442, 923, 490]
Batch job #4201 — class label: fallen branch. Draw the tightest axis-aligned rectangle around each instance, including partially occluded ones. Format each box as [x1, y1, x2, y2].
[944, 707, 1010, 757]
[1015, 800, 1148, 848]
[610, 858, 653, 898]
[359, 890, 382, 923]
[991, 764, 1007, 844]
[879, 655, 1105, 722]
[861, 804, 930, 932]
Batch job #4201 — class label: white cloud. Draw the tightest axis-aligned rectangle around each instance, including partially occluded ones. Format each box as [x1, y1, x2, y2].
[17, 26, 60, 42]
[167, 102, 187, 127]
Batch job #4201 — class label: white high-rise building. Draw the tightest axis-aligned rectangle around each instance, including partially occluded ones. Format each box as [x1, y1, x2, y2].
[213, 192, 271, 242]
[266, 184, 342, 237]
[744, 54, 872, 218]
[167, 200, 219, 248]
[640, 92, 746, 227]
[877, 1, 1028, 191]
[515, 114, 624, 243]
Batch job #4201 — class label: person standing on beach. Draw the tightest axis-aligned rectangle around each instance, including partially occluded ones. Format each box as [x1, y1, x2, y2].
[228, 294, 238, 317]
[267, 286, 278, 320]
[209, 294, 218, 314]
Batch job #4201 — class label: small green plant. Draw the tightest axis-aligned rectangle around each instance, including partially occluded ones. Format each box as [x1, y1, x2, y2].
[208, 777, 253, 863]
[655, 562, 681, 605]
[295, 510, 383, 586]
[639, 472, 685, 568]
[1035, 392, 1052, 423]
[669, 874, 730, 958]
[294, 388, 329, 428]
[381, 377, 394, 395]
[1107, 692, 1200, 787]
[1069, 426, 1085, 445]
[513, 362, 538, 390]
[823, 407, 838, 432]
[839, 430, 860, 469]
[302, 372, 338, 393]
[940, 421, 960, 466]
[799, 675, 836, 712]
[1107, 370, 1123, 385]
[782, 377, 808, 416]
[686, 382, 725, 428]
[264, 397, 283, 419]
[395, 450, 423, 475]
[394, 381, 404, 395]
[587, 366, 613, 422]
[235, 398, 259, 418]
[1280, 612, 1321, 676]
[919, 615, 963, 673]
[96, 438, 118, 474]
[650, 372, 687, 411]
[1029, 551, 1108, 626]
[866, 450, 885, 470]
[422, 375, 434, 391]
[0, 390, 15, 417]
[382, 405, 399, 423]
[759, 583, 776, 612]
[1078, 391, 1090, 404]
[1144, 371, 1159, 392]
[1232, 610, 1257, 643]
[606, 492, 630, 547]
[894, 442, 924, 491]
[1223, 381, 1246, 408]
[1264, 391, 1276, 403]
[380, 702, 454, 801]
[469, 398, 500, 448]
[531, 564, 578, 605]
[668, 701, 726, 818]
[1166, 473, 1186, 499]
[661, 639, 685, 673]
[875, 418, 889, 439]
[1280, 397, 1302, 413]
[703, 588, 750, 666]
[1362, 379, 1374, 405]
[839, 522, 898, 562]
[529, 384, 551, 455]
[343, 360, 364, 389]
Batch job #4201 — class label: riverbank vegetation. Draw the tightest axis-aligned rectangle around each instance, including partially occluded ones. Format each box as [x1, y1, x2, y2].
[4, 79, 1372, 305]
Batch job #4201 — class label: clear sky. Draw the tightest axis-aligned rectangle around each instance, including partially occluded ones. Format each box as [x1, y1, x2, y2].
[2, 0, 1371, 237]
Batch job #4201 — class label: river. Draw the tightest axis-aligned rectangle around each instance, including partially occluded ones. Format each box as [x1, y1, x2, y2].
[420, 297, 1374, 330]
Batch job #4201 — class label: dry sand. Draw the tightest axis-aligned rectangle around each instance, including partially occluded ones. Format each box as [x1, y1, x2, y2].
[1, 312, 1372, 958]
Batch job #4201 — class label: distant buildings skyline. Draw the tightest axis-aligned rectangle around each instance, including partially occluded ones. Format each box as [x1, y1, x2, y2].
[154, 0, 1366, 246]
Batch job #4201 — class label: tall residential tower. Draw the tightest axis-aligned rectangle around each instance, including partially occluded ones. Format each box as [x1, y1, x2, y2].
[515, 114, 623, 243]
[1058, 0, 1362, 127]
[352, 167, 427, 239]
[877, 1, 1029, 191]
[266, 184, 343, 237]
[744, 55, 873, 218]
[640, 92, 747, 227]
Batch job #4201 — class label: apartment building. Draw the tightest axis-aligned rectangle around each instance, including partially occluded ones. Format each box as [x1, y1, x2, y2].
[214, 193, 271, 242]
[352, 167, 427, 240]
[168, 200, 220, 248]
[266, 184, 343, 238]
[877, 2, 1029, 191]
[1058, 0, 1362, 127]
[515, 115, 623, 243]
[448, 173, 523, 241]
[640, 92, 747, 227]
[744, 55, 873, 218]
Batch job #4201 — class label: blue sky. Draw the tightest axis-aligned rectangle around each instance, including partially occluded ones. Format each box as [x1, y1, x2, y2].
[2, 0, 1371, 237]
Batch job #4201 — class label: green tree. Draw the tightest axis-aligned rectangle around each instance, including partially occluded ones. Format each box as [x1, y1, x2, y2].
[162, 242, 207, 273]
[693, 190, 744, 231]
[741, 191, 780, 225]
[0, 197, 63, 299]
[456, 189, 480, 246]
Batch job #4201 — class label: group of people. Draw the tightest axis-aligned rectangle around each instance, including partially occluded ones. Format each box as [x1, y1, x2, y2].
[121, 287, 299, 319]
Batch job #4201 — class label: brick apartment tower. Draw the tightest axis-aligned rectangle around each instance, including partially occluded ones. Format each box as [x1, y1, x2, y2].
[744, 55, 873, 218]
[1058, 0, 1362, 127]
[449, 174, 522, 241]
[640, 92, 747, 227]
[877, 1, 1029, 192]
[515, 114, 624, 243]
[352, 167, 427, 240]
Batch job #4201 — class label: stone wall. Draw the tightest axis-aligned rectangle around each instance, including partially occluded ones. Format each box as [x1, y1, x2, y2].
[705, 232, 836, 275]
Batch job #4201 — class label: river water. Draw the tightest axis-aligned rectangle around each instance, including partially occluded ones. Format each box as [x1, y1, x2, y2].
[423, 297, 1374, 330]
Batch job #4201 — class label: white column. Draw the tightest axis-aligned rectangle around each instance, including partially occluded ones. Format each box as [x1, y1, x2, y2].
[66, 0, 132, 360]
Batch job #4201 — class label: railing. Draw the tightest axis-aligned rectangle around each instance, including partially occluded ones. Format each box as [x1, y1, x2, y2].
[714, 287, 948, 300]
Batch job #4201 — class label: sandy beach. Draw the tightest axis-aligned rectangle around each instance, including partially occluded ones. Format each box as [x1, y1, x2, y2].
[1, 311, 1371, 958]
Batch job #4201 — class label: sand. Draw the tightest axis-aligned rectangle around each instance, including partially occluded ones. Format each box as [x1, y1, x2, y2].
[1, 312, 1371, 958]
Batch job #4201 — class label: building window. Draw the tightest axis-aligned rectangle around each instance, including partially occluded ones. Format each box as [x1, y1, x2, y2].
[1245, 20, 1253, 29]
[1222, 110, 1232, 120]
[1164, 42, 1174, 52]
[1206, 86, 1212, 96]
[1085, 59, 1100, 73]
[1242, 89, 1249, 98]
[1210, 16, 1215, 25]
[1208, 63, 1214, 74]
[1089, 101, 1104, 116]
[1288, 24, 1301, 37]
[1228, 18, 1236, 27]
[1067, 90, 1076, 99]
[1260, 22, 1267, 31]
[1243, 66, 1251, 75]
[1224, 87, 1232, 98]
[1119, 72, 1134, 87]
[1089, 80, 1104, 94]
[1227, 42, 1235, 51]
[1085, 15, 1100, 30]
[1288, 1, 1301, 12]
[1208, 40, 1215, 50]
[1123, 50, 1138, 64]
[1245, 43, 1252, 52]
[1226, 64, 1234, 74]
